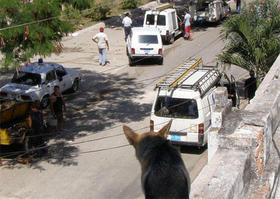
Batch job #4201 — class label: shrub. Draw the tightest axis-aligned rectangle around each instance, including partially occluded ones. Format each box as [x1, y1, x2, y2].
[86, 2, 111, 20]
[121, 0, 139, 9]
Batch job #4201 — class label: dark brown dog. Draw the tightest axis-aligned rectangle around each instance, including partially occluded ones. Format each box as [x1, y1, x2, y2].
[123, 121, 190, 199]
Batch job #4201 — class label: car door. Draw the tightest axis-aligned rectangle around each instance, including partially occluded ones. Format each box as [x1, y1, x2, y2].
[55, 65, 71, 92]
[44, 70, 58, 95]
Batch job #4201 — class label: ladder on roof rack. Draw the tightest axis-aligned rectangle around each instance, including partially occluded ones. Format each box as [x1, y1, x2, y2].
[155, 58, 202, 90]
[154, 3, 174, 11]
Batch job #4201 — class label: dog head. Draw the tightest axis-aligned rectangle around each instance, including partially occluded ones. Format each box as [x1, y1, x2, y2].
[123, 120, 172, 147]
[123, 121, 172, 161]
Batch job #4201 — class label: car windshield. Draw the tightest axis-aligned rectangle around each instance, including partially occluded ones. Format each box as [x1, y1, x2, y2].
[11, 71, 41, 86]
[154, 96, 198, 119]
[138, 35, 158, 44]
[157, 15, 166, 25]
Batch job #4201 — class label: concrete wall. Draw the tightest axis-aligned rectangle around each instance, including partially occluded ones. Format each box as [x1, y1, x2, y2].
[190, 55, 280, 198]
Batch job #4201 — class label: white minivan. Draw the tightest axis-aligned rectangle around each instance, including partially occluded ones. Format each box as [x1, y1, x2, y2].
[126, 27, 163, 66]
[143, 8, 182, 44]
[150, 59, 221, 147]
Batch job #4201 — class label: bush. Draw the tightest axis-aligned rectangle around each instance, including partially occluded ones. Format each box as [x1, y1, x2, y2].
[86, 2, 111, 20]
[121, 0, 139, 9]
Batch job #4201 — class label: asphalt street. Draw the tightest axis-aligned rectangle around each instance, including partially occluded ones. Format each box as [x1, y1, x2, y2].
[0, 17, 248, 198]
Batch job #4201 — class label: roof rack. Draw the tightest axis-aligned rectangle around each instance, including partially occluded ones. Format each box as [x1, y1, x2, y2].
[155, 58, 221, 97]
[153, 3, 174, 11]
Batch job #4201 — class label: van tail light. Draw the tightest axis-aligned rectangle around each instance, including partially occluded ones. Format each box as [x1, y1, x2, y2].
[211, 17, 216, 21]
[158, 49, 163, 54]
[150, 120, 154, 132]
[21, 95, 32, 101]
[131, 48, 135, 54]
[198, 123, 204, 134]
[0, 91, 7, 97]
[166, 30, 169, 36]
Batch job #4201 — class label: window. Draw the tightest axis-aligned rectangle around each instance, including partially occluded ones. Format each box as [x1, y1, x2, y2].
[157, 15, 166, 26]
[45, 70, 56, 83]
[154, 97, 198, 119]
[146, 14, 155, 25]
[138, 35, 158, 44]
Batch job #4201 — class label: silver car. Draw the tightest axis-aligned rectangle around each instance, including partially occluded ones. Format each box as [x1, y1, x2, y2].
[0, 59, 81, 108]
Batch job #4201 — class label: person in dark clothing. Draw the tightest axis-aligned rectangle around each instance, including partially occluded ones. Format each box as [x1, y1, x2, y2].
[135, 14, 144, 27]
[27, 100, 47, 156]
[236, 0, 241, 13]
[245, 70, 257, 100]
[50, 86, 66, 131]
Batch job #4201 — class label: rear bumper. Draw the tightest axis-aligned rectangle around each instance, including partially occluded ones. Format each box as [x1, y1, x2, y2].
[130, 55, 163, 59]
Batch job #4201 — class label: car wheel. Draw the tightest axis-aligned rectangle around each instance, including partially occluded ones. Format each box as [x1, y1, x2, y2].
[40, 95, 49, 109]
[158, 58, 163, 65]
[71, 78, 79, 92]
[129, 57, 135, 66]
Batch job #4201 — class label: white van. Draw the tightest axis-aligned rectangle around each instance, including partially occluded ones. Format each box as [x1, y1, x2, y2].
[144, 8, 182, 44]
[150, 58, 221, 147]
[126, 27, 163, 66]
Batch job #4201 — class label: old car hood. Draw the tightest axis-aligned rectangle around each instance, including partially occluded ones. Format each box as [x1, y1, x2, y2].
[0, 83, 39, 94]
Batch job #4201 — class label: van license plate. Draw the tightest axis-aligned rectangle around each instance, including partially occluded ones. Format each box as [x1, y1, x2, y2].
[144, 50, 150, 54]
[171, 135, 181, 141]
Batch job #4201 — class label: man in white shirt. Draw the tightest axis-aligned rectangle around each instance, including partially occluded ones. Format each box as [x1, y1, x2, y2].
[181, 10, 193, 40]
[92, 27, 109, 66]
[122, 13, 132, 40]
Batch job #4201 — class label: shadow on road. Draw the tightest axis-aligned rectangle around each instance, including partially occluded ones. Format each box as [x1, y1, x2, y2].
[0, 69, 151, 170]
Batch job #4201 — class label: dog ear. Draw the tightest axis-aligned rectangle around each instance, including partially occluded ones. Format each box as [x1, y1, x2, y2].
[157, 120, 172, 138]
[123, 125, 138, 146]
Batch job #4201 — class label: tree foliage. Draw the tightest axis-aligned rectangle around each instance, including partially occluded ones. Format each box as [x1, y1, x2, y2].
[121, 0, 139, 9]
[218, 0, 280, 81]
[0, 0, 73, 69]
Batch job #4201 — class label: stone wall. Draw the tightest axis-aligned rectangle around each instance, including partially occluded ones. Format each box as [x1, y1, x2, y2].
[190, 55, 280, 198]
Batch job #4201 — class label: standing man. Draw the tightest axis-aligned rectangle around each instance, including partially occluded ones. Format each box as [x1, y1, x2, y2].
[92, 27, 109, 66]
[27, 100, 47, 156]
[245, 70, 257, 101]
[50, 86, 66, 131]
[181, 10, 192, 40]
[122, 13, 132, 40]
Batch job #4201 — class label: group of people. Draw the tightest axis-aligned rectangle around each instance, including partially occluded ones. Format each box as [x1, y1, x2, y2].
[27, 85, 66, 157]
[92, 11, 193, 67]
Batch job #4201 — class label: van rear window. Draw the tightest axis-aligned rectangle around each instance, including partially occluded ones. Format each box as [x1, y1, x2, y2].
[138, 35, 158, 44]
[146, 14, 155, 25]
[154, 97, 198, 119]
[157, 15, 166, 25]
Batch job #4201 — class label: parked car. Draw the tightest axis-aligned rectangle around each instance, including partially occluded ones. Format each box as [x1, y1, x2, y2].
[0, 59, 81, 108]
[126, 27, 164, 66]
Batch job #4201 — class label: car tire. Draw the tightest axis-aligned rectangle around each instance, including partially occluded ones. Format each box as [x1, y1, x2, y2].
[71, 78, 79, 92]
[40, 95, 49, 109]
[158, 58, 163, 65]
[129, 57, 135, 66]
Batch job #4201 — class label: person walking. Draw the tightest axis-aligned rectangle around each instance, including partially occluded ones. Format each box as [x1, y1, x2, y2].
[181, 10, 192, 40]
[122, 13, 132, 40]
[92, 27, 109, 66]
[50, 85, 66, 131]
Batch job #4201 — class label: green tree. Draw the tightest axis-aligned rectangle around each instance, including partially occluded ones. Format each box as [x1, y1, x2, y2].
[121, 0, 139, 9]
[218, 0, 280, 81]
[0, 0, 73, 69]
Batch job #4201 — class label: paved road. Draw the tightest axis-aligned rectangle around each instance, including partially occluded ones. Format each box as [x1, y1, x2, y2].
[0, 20, 246, 198]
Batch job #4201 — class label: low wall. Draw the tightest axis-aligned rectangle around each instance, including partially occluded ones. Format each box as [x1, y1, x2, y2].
[190, 55, 280, 198]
